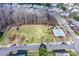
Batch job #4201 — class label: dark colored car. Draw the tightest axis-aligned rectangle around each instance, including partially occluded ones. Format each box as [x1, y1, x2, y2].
[11, 44, 16, 47]
[0, 32, 4, 38]
[62, 42, 66, 44]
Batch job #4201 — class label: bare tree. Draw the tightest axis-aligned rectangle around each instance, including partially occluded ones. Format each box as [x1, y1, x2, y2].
[0, 3, 58, 31]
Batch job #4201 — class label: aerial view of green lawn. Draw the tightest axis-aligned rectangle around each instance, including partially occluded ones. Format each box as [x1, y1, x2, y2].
[1, 25, 53, 45]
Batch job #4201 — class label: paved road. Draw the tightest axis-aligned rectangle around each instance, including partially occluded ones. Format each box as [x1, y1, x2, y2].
[0, 13, 79, 56]
[0, 43, 75, 56]
[52, 13, 79, 55]
[0, 39, 78, 56]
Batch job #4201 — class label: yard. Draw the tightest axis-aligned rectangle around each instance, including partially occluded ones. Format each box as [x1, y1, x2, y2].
[2, 25, 53, 45]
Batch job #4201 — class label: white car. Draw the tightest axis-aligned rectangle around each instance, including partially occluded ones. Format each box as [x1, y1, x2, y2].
[57, 42, 62, 45]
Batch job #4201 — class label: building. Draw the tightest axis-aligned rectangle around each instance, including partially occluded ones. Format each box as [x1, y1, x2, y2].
[61, 12, 69, 17]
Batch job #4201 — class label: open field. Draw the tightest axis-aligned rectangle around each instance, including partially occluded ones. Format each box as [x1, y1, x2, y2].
[0, 25, 72, 45]
[1, 25, 53, 45]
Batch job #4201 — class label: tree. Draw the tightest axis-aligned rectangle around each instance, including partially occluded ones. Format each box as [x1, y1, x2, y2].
[61, 6, 67, 11]
[76, 16, 79, 21]
[57, 3, 67, 11]
[0, 3, 58, 29]
[28, 3, 51, 7]
[69, 12, 77, 18]
[39, 43, 48, 56]
[9, 51, 15, 56]
[57, 3, 64, 8]
[16, 26, 19, 31]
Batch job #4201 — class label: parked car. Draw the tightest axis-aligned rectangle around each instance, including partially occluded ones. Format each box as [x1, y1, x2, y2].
[62, 42, 66, 44]
[11, 44, 16, 47]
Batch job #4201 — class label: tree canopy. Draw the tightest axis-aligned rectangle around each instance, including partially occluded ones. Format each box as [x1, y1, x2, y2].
[39, 43, 48, 56]
[76, 16, 79, 21]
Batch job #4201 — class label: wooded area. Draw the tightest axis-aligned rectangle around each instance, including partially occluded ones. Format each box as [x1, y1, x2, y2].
[0, 4, 57, 31]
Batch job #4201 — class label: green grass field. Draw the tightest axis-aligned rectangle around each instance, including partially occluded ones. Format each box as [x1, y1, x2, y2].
[1, 25, 53, 45]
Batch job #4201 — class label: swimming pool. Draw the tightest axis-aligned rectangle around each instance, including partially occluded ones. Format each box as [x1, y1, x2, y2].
[53, 29, 65, 37]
